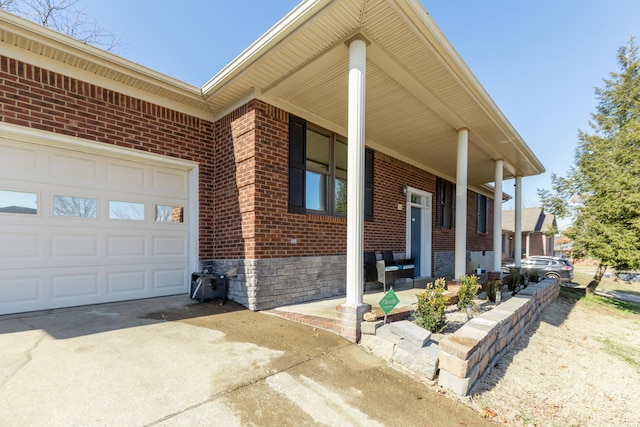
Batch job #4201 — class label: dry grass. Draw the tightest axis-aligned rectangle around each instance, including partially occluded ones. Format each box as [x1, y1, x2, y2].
[464, 286, 640, 426]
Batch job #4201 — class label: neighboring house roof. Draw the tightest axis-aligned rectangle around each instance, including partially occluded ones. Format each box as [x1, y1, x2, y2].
[0, 0, 545, 190]
[502, 207, 557, 233]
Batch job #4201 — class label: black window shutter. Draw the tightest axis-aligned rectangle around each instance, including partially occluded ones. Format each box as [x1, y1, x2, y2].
[364, 148, 374, 221]
[288, 115, 306, 213]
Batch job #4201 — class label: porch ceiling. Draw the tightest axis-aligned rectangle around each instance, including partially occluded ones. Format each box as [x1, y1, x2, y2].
[202, 0, 545, 186]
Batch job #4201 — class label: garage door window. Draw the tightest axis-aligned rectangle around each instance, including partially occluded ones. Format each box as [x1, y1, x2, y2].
[109, 200, 144, 221]
[0, 190, 38, 215]
[53, 195, 97, 218]
[155, 205, 184, 223]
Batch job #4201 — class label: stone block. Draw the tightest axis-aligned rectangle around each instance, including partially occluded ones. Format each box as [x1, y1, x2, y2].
[388, 320, 431, 347]
[438, 364, 478, 397]
[376, 324, 403, 345]
[439, 325, 487, 360]
[479, 308, 512, 326]
[360, 334, 396, 361]
[360, 320, 384, 335]
[439, 350, 472, 378]
[392, 343, 439, 380]
[497, 295, 529, 313]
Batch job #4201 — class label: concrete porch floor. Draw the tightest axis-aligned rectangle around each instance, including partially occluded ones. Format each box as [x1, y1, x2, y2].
[265, 278, 432, 333]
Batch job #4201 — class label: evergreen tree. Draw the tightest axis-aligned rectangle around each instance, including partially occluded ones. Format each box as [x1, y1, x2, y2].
[539, 37, 640, 293]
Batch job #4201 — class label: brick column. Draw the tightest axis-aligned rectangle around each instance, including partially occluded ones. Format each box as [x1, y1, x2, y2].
[334, 303, 371, 342]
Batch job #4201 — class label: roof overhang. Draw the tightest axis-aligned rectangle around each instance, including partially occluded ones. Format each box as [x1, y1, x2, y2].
[202, 0, 545, 186]
[0, 0, 544, 189]
[0, 10, 211, 120]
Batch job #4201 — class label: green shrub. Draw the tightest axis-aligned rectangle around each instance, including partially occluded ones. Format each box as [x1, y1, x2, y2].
[414, 278, 449, 333]
[508, 269, 522, 292]
[457, 274, 480, 309]
[528, 272, 540, 283]
[485, 280, 501, 302]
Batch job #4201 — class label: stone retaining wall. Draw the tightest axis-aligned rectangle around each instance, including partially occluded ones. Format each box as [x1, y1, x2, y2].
[438, 278, 560, 396]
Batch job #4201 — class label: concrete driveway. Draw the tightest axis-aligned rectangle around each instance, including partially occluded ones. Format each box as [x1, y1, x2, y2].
[0, 296, 490, 426]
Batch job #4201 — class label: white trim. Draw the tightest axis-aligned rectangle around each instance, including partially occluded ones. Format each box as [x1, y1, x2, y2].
[0, 122, 198, 170]
[405, 187, 432, 278]
[188, 167, 200, 276]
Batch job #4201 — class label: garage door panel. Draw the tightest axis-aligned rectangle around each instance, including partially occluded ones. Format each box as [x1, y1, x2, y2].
[52, 273, 99, 299]
[107, 270, 147, 294]
[0, 275, 41, 304]
[0, 142, 38, 171]
[153, 170, 187, 194]
[107, 162, 146, 187]
[107, 235, 147, 257]
[0, 233, 40, 258]
[51, 153, 98, 181]
[51, 234, 100, 258]
[0, 138, 193, 315]
[153, 268, 188, 290]
[153, 236, 187, 256]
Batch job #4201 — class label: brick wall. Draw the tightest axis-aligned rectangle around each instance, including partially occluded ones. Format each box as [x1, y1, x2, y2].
[366, 152, 436, 253]
[0, 56, 217, 258]
[211, 100, 496, 267]
[0, 54, 499, 306]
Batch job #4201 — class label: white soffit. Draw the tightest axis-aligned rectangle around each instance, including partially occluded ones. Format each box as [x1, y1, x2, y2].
[202, 0, 545, 184]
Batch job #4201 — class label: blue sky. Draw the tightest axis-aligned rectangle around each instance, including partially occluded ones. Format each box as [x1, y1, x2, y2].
[80, 0, 640, 222]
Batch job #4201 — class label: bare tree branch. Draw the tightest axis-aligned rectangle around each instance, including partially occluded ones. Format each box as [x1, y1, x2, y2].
[1, 0, 126, 52]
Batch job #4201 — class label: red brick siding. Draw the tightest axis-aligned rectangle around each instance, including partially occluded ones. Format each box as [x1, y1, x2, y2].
[365, 152, 437, 252]
[0, 54, 496, 265]
[213, 100, 495, 262]
[467, 192, 494, 251]
[0, 56, 216, 257]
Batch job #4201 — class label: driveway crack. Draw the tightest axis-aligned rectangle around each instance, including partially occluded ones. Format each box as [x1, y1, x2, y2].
[0, 326, 45, 388]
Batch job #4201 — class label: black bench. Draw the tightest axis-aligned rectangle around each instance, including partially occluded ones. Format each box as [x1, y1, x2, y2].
[364, 251, 415, 292]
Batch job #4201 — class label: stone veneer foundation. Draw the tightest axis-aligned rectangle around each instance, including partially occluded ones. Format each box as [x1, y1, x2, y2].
[205, 255, 347, 311]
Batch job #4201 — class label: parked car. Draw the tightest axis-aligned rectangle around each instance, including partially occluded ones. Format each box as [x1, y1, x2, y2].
[502, 256, 574, 282]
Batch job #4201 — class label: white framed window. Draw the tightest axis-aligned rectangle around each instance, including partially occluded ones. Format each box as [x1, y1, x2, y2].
[53, 195, 97, 218]
[0, 189, 38, 215]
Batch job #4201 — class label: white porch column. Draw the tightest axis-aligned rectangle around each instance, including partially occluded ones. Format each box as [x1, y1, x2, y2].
[454, 128, 469, 279]
[345, 37, 366, 307]
[336, 36, 370, 342]
[493, 160, 504, 272]
[514, 176, 523, 267]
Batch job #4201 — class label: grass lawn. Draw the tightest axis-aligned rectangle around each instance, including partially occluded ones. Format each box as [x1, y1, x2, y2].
[571, 263, 639, 295]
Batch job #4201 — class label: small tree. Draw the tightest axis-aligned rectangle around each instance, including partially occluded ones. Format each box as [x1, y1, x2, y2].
[539, 37, 640, 293]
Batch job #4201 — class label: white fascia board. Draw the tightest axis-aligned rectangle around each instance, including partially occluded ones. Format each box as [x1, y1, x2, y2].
[398, 0, 545, 176]
[0, 11, 210, 118]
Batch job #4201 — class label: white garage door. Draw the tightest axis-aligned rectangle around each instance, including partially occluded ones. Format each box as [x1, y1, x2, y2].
[0, 134, 195, 315]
